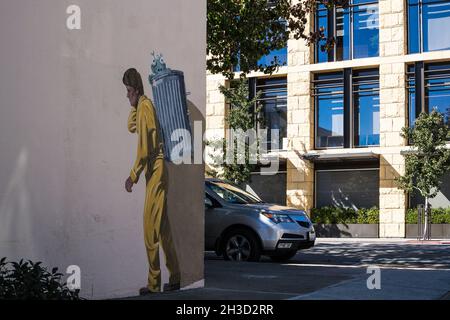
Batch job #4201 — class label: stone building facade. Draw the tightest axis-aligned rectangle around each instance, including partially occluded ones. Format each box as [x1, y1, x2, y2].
[206, 0, 450, 237]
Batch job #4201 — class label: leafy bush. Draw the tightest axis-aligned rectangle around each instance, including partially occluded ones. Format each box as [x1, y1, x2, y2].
[406, 208, 450, 224]
[312, 207, 450, 224]
[311, 207, 379, 224]
[0, 258, 81, 300]
[356, 208, 379, 224]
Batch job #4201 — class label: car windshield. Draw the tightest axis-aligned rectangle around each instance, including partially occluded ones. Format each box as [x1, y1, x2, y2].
[206, 181, 263, 204]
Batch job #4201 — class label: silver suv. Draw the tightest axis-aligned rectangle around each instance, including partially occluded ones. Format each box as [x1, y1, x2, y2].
[205, 178, 315, 262]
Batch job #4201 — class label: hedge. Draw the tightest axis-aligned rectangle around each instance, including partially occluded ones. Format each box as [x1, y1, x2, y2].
[311, 207, 450, 224]
[310, 207, 379, 224]
[405, 208, 450, 224]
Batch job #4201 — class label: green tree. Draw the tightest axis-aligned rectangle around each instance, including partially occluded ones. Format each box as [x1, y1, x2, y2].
[397, 110, 450, 239]
[207, 0, 349, 184]
[207, 78, 262, 183]
[207, 0, 349, 78]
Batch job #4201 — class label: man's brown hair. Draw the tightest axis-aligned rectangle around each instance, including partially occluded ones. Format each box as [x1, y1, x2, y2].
[122, 68, 144, 95]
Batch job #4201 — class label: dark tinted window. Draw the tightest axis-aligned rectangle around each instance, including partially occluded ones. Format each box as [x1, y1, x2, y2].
[316, 169, 380, 208]
[256, 77, 288, 151]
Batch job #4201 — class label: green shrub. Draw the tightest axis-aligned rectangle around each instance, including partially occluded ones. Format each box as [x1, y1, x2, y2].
[312, 207, 450, 224]
[357, 208, 380, 224]
[405, 209, 417, 224]
[311, 207, 379, 224]
[406, 207, 450, 224]
[432, 208, 450, 223]
[0, 257, 81, 300]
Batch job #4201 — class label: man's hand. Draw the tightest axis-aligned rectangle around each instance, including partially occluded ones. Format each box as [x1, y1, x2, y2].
[125, 177, 133, 193]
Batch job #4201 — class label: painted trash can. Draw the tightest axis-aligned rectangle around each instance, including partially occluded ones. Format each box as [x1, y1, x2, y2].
[149, 53, 192, 163]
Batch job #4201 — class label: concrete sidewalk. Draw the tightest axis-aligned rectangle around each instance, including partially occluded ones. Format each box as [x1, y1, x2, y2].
[289, 268, 450, 300]
[315, 238, 450, 244]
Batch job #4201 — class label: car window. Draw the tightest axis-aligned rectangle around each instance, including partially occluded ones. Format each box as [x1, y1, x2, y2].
[206, 181, 262, 204]
[205, 193, 220, 208]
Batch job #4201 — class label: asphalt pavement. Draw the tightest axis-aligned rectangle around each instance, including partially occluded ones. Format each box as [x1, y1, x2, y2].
[124, 238, 450, 300]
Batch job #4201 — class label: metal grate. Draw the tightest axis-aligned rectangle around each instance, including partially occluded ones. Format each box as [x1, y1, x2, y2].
[281, 233, 305, 239]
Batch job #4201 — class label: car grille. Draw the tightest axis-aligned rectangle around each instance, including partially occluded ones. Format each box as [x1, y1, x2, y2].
[296, 220, 310, 228]
[281, 233, 304, 239]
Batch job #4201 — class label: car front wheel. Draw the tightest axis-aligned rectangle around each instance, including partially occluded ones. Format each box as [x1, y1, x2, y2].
[222, 228, 261, 262]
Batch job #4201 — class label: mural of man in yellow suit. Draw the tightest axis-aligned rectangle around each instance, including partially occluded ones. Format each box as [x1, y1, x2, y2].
[122, 68, 180, 294]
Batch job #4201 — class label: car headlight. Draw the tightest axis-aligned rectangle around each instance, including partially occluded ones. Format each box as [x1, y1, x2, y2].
[261, 211, 295, 224]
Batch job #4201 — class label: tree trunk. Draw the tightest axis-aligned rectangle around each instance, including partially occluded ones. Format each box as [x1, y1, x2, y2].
[423, 197, 429, 240]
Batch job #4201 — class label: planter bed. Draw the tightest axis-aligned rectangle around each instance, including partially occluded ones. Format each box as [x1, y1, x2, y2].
[314, 224, 379, 238]
[406, 224, 450, 239]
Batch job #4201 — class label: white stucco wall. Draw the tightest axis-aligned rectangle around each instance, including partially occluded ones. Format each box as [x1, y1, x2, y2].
[0, 0, 205, 299]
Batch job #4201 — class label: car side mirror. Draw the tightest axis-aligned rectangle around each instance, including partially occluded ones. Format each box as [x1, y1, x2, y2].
[204, 197, 213, 208]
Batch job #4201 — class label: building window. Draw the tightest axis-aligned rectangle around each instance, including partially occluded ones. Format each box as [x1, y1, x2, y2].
[313, 68, 380, 149]
[249, 159, 287, 205]
[408, 0, 450, 54]
[234, 46, 288, 72]
[314, 72, 345, 148]
[315, 168, 380, 209]
[233, 17, 288, 72]
[257, 46, 288, 68]
[353, 69, 380, 146]
[250, 77, 288, 151]
[315, 0, 379, 63]
[407, 61, 450, 128]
